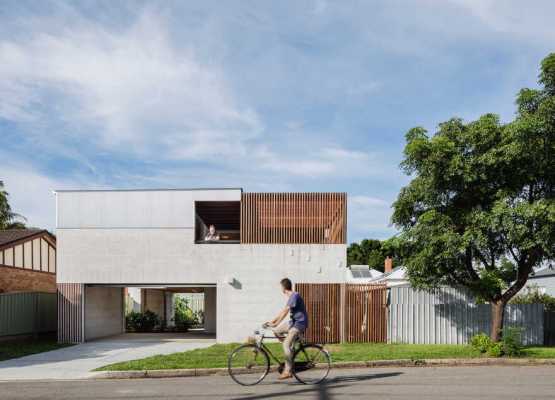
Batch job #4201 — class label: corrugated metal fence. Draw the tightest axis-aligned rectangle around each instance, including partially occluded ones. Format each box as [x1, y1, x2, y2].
[0, 292, 57, 337]
[544, 311, 555, 346]
[388, 287, 544, 345]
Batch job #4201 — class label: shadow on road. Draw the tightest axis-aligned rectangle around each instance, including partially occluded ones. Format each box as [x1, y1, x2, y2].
[230, 372, 403, 400]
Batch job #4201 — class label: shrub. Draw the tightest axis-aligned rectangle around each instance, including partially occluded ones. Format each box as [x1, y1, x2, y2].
[173, 297, 200, 332]
[470, 333, 493, 353]
[501, 327, 523, 357]
[470, 328, 523, 358]
[487, 342, 503, 357]
[126, 310, 161, 332]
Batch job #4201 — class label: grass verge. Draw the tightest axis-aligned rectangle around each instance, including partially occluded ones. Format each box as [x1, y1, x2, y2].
[95, 343, 555, 372]
[0, 335, 73, 362]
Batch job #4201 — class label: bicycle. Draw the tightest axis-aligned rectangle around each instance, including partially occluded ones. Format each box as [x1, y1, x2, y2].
[228, 323, 331, 386]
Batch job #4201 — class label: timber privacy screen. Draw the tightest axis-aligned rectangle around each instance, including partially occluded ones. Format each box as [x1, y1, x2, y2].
[296, 283, 388, 344]
[240, 192, 347, 244]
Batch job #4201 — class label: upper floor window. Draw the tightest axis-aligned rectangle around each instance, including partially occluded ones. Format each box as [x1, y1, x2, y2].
[195, 201, 240, 243]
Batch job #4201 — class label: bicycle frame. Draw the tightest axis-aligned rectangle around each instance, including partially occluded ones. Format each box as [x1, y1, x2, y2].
[253, 329, 306, 367]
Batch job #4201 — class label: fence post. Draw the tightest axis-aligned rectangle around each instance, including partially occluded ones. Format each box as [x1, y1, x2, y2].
[339, 283, 346, 343]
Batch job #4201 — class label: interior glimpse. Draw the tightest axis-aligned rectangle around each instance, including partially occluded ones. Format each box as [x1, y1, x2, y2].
[195, 201, 240, 243]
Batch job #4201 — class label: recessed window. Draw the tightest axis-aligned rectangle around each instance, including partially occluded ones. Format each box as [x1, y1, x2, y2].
[195, 201, 240, 243]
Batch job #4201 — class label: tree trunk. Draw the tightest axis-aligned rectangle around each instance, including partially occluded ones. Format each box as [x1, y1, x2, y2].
[490, 301, 506, 342]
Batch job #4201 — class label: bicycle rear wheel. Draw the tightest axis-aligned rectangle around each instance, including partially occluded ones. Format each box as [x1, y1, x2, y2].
[292, 344, 331, 384]
[228, 344, 270, 386]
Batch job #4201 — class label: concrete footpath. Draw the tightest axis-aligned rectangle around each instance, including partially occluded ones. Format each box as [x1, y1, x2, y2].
[0, 334, 214, 381]
[1, 365, 554, 399]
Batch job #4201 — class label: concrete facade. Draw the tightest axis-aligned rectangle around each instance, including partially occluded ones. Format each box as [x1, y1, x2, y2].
[204, 287, 216, 334]
[56, 189, 347, 343]
[142, 289, 165, 317]
[84, 286, 124, 340]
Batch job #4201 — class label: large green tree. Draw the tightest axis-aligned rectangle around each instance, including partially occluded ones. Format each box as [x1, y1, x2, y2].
[392, 54, 555, 341]
[347, 238, 400, 271]
[0, 181, 25, 229]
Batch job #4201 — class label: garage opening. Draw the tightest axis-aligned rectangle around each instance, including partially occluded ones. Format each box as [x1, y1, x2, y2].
[84, 284, 216, 342]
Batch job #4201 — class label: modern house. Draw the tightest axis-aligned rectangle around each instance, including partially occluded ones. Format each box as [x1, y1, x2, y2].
[0, 229, 57, 293]
[55, 189, 347, 343]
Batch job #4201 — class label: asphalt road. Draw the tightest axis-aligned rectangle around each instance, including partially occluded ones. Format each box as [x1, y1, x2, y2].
[0, 365, 553, 400]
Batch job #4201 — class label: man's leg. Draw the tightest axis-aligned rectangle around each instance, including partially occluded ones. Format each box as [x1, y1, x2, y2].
[273, 321, 289, 341]
[282, 327, 300, 375]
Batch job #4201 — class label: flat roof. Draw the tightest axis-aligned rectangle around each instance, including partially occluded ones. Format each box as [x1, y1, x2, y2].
[54, 187, 243, 193]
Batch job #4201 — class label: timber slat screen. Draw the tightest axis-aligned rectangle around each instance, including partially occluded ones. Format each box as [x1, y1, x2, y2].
[345, 284, 388, 343]
[240, 192, 346, 244]
[296, 283, 341, 343]
[57, 283, 84, 343]
[296, 283, 388, 343]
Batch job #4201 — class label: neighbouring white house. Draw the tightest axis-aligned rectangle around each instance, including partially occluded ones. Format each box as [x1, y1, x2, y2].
[346, 257, 409, 287]
[55, 189, 347, 343]
[345, 265, 383, 283]
[524, 265, 555, 296]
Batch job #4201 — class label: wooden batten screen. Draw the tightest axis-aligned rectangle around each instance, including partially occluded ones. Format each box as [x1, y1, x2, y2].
[57, 283, 84, 343]
[297, 283, 388, 344]
[296, 283, 341, 343]
[344, 284, 387, 343]
[240, 192, 346, 244]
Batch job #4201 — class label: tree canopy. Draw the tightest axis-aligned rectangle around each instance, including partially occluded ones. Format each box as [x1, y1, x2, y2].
[0, 181, 25, 229]
[347, 238, 399, 271]
[392, 53, 555, 340]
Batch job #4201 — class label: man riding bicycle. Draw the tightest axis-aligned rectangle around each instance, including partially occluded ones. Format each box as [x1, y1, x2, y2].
[265, 278, 308, 380]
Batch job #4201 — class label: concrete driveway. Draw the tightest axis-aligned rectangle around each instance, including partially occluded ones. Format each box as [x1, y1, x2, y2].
[0, 333, 215, 381]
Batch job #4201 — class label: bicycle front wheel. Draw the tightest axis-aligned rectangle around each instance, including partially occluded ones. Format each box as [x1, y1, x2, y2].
[228, 344, 270, 386]
[292, 344, 331, 384]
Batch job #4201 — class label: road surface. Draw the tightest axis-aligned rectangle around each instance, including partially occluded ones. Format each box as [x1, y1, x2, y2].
[0, 365, 553, 399]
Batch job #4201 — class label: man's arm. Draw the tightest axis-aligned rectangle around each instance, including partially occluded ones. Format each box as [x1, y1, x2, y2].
[268, 306, 289, 327]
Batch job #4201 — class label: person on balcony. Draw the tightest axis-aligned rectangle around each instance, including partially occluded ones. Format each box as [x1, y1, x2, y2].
[204, 224, 220, 241]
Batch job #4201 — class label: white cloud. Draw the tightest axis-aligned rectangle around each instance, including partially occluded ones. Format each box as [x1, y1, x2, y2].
[348, 195, 395, 241]
[447, 0, 555, 42]
[254, 146, 376, 177]
[350, 195, 390, 208]
[0, 10, 262, 159]
[0, 7, 386, 182]
[1, 165, 87, 231]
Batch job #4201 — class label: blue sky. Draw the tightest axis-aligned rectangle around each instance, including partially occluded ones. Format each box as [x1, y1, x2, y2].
[0, 0, 553, 242]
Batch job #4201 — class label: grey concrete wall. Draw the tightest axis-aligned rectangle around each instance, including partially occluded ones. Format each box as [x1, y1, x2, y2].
[56, 189, 241, 229]
[143, 289, 165, 319]
[165, 292, 175, 327]
[204, 287, 217, 334]
[85, 286, 124, 340]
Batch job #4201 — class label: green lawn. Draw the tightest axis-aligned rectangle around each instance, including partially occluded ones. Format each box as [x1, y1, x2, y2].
[95, 342, 555, 372]
[0, 336, 72, 362]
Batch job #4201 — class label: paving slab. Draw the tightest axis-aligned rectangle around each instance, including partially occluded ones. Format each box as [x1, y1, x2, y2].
[0, 333, 214, 381]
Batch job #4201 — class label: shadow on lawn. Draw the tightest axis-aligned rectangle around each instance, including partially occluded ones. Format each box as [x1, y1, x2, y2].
[230, 372, 403, 400]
